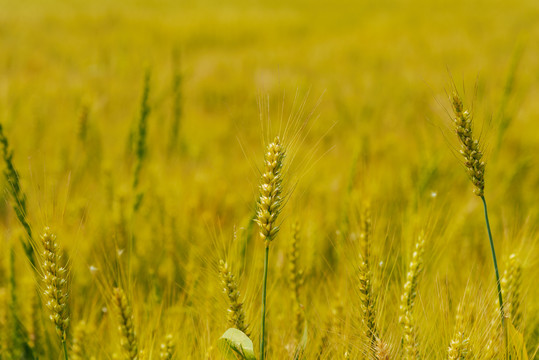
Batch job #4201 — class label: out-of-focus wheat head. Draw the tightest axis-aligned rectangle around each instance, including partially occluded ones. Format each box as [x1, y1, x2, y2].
[448, 296, 471, 360]
[501, 254, 522, 328]
[218, 259, 248, 334]
[159, 333, 175, 360]
[287, 221, 305, 342]
[112, 287, 139, 360]
[399, 233, 425, 360]
[358, 202, 377, 348]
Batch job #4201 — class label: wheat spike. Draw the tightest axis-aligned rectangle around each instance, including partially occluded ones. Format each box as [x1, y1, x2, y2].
[112, 287, 138, 360]
[448, 296, 470, 360]
[159, 333, 175, 360]
[501, 253, 522, 328]
[255, 136, 285, 247]
[375, 338, 391, 360]
[399, 233, 425, 360]
[218, 260, 248, 334]
[358, 202, 377, 349]
[450, 92, 485, 197]
[287, 221, 305, 342]
[40, 228, 70, 342]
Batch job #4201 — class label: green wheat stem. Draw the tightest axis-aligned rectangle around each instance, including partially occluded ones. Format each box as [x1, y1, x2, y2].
[481, 195, 507, 358]
[260, 245, 269, 360]
[62, 339, 69, 360]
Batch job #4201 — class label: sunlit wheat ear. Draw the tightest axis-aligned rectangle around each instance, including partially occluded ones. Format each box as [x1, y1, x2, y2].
[112, 287, 138, 360]
[358, 202, 377, 348]
[448, 297, 470, 360]
[40, 228, 70, 342]
[501, 254, 522, 328]
[255, 136, 286, 247]
[159, 333, 175, 360]
[375, 338, 391, 360]
[218, 260, 248, 334]
[287, 221, 305, 342]
[450, 92, 485, 197]
[256, 136, 286, 360]
[399, 233, 425, 360]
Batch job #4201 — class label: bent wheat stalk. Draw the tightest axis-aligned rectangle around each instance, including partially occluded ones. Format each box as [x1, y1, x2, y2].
[450, 92, 507, 357]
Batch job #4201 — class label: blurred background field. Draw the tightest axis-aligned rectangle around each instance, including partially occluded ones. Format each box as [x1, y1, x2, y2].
[0, 0, 539, 358]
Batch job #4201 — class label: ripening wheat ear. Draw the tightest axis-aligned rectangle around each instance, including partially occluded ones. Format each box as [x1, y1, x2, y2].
[159, 333, 175, 360]
[399, 233, 425, 360]
[501, 254, 522, 329]
[219, 260, 248, 334]
[448, 294, 471, 360]
[358, 202, 377, 351]
[255, 136, 286, 360]
[451, 93, 485, 197]
[375, 338, 391, 360]
[0, 123, 34, 265]
[112, 287, 139, 360]
[255, 136, 285, 247]
[450, 91, 506, 356]
[40, 227, 70, 360]
[287, 221, 305, 343]
[71, 320, 91, 360]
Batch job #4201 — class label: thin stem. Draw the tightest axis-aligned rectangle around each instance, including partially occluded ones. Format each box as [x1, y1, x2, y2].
[481, 195, 508, 358]
[260, 245, 269, 360]
[62, 339, 69, 360]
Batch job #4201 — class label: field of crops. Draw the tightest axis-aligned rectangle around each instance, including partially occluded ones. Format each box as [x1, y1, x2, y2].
[1, 0, 539, 359]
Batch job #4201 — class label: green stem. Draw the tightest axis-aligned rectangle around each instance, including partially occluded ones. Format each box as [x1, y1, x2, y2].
[62, 339, 69, 360]
[260, 245, 269, 360]
[481, 195, 508, 358]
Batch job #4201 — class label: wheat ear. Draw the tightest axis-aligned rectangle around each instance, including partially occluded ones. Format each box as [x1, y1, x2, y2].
[219, 260, 248, 334]
[159, 333, 175, 360]
[447, 296, 470, 360]
[112, 287, 138, 360]
[375, 338, 391, 360]
[501, 254, 522, 328]
[358, 202, 377, 351]
[255, 136, 286, 360]
[399, 234, 425, 360]
[287, 221, 305, 342]
[0, 123, 34, 264]
[40, 227, 69, 359]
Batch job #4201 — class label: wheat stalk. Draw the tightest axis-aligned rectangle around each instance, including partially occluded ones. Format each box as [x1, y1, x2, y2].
[450, 91, 507, 357]
[255, 136, 286, 360]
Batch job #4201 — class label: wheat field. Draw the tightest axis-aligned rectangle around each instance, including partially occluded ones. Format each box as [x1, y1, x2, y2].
[1, 0, 539, 359]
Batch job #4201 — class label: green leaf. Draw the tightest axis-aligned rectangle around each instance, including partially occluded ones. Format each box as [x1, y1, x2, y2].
[508, 321, 529, 360]
[217, 328, 256, 360]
